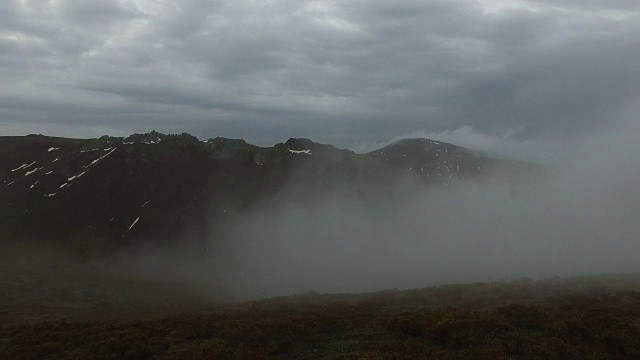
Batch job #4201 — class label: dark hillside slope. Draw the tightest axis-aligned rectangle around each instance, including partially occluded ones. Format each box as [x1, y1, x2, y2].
[0, 132, 547, 256]
[1, 134, 217, 252]
[1, 273, 638, 359]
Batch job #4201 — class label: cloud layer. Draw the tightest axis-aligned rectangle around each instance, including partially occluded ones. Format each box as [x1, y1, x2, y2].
[1, 0, 639, 151]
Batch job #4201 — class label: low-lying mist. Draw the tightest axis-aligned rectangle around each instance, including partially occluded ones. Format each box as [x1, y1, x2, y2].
[50, 117, 640, 302]
[217, 179, 638, 299]
[232, 120, 639, 299]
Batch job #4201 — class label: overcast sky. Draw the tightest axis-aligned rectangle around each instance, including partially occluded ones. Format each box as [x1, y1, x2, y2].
[1, 0, 638, 152]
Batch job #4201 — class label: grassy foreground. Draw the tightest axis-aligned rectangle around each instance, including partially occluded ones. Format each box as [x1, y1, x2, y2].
[1, 273, 639, 359]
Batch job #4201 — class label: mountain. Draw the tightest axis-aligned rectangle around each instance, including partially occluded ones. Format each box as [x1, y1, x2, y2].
[367, 138, 542, 182]
[0, 131, 546, 256]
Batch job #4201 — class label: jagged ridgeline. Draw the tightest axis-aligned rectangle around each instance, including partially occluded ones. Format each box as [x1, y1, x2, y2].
[0, 131, 546, 254]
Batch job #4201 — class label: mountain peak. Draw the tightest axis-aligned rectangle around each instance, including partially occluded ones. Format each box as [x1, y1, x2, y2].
[379, 138, 464, 152]
[284, 138, 316, 150]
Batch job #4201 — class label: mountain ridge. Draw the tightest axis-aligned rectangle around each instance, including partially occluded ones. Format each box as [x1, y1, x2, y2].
[0, 131, 547, 257]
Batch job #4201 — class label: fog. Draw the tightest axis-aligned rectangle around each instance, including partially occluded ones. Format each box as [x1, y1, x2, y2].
[205, 114, 640, 299]
[218, 179, 638, 299]
[31, 110, 637, 302]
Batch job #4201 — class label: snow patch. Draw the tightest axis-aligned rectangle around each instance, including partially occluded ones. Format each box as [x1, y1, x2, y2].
[12, 161, 35, 172]
[24, 167, 42, 176]
[46, 193, 56, 197]
[84, 147, 117, 168]
[59, 182, 68, 189]
[45, 171, 53, 175]
[141, 200, 150, 207]
[11, 164, 27, 172]
[47, 147, 59, 152]
[124, 217, 141, 235]
[30, 181, 38, 189]
[289, 149, 312, 155]
[68, 171, 86, 182]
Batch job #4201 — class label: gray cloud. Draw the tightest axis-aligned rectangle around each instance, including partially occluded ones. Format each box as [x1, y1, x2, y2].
[0, 0, 638, 155]
[57, 0, 139, 28]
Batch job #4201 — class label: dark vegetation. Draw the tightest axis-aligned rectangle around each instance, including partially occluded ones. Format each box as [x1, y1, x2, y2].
[1, 273, 638, 359]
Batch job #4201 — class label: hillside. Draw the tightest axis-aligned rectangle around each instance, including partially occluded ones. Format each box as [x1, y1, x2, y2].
[368, 138, 542, 182]
[1, 272, 638, 359]
[0, 131, 545, 256]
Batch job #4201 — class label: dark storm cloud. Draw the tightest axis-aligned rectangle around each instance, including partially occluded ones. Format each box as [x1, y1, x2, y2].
[0, 0, 638, 151]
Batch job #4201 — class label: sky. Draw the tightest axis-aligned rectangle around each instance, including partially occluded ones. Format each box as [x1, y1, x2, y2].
[1, 0, 638, 154]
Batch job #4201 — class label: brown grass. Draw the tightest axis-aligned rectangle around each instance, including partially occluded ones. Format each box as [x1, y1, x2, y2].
[1, 278, 639, 359]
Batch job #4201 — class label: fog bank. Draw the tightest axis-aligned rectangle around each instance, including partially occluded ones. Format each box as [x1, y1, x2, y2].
[212, 118, 640, 299]
[48, 115, 639, 301]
